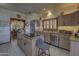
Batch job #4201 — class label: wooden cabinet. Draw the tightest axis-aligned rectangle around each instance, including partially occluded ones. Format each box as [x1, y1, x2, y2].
[58, 10, 79, 26]
[64, 14, 72, 26]
[44, 33, 50, 43]
[17, 32, 37, 56]
[71, 11, 79, 26]
[58, 14, 72, 26]
[58, 16, 64, 26]
[42, 18, 58, 31]
[17, 34, 32, 56]
[23, 37, 32, 55]
[70, 40, 79, 56]
[59, 34, 70, 50]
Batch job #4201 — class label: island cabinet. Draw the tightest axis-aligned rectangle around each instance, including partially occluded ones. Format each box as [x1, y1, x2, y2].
[59, 34, 70, 50]
[17, 32, 38, 56]
[70, 40, 79, 56]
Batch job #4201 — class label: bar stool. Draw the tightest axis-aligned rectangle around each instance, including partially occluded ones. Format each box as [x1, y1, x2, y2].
[36, 36, 50, 56]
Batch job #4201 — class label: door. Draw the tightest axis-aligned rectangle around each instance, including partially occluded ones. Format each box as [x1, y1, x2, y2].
[0, 23, 10, 44]
[10, 18, 25, 39]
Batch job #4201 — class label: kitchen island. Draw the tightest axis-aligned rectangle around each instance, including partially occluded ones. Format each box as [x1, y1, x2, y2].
[70, 36, 79, 56]
[36, 31, 71, 51]
[17, 32, 39, 56]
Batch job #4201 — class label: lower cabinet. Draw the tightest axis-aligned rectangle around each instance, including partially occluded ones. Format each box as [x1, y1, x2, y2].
[59, 34, 70, 50]
[17, 36, 32, 56]
[17, 33, 37, 56]
[70, 40, 79, 56]
[44, 33, 50, 43]
[23, 38, 32, 56]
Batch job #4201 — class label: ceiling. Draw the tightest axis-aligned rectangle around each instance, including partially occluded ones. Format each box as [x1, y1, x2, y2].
[0, 3, 78, 14]
[0, 3, 59, 14]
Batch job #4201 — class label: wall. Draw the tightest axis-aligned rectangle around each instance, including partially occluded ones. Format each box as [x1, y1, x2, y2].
[0, 7, 27, 43]
[0, 7, 27, 22]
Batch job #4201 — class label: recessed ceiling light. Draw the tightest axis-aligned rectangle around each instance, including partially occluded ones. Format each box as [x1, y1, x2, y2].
[47, 10, 53, 17]
[43, 8, 46, 11]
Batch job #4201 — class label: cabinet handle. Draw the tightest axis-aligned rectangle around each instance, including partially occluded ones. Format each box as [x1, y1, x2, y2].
[18, 38, 20, 40]
[24, 42, 26, 45]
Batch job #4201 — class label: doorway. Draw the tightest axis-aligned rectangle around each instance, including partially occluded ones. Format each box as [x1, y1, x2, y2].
[10, 18, 25, 40]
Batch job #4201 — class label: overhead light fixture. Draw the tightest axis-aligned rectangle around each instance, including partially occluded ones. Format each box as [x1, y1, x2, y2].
[47, 10, 52, 17]
[43, 8, 46, 11]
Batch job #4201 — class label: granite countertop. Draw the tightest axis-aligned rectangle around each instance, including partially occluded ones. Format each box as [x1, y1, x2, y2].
[23, 34, 40, 39]
[70, 36, 79, 42]
[36, 30, 59, 34]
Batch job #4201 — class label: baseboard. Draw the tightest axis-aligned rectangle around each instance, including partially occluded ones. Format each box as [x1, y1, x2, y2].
[45, 42, 70, 52]
[0, 41, 11, 45]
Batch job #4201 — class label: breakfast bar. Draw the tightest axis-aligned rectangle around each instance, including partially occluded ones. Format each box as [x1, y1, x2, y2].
[17, 32, 38, 56]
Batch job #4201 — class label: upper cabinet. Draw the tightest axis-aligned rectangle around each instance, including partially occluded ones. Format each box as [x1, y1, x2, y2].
[42, 18, 58, 31]
[58, 15, 64, 26]
[71, 11, 79, 26]
[58, 10, 79, 26]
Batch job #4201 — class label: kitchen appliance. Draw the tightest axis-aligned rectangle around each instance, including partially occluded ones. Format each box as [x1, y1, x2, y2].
[25, 20, 35, 37]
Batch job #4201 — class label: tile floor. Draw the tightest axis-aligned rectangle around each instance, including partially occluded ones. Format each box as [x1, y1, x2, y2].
[0, 39, 70, 56]
[0, 40, 25, 56]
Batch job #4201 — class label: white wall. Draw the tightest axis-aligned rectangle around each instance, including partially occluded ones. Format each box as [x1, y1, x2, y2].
[0, 7, 27, 43]
[0, 7, 27, 22]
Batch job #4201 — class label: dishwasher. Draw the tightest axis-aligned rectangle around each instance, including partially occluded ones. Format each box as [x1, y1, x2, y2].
[50, 33, 59, 47]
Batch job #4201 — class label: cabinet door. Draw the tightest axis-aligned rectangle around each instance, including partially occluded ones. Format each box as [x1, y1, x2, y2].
[59, 34, 70, 50]
[73, 11, 79, 25]
[44, 33, 50, 43]
[23, 37, 32, 56]
[64, 14, 72, 26]
[58, 16, 64, 26]
[71, 11, 79, 26]
[70, 41, 79, 56]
